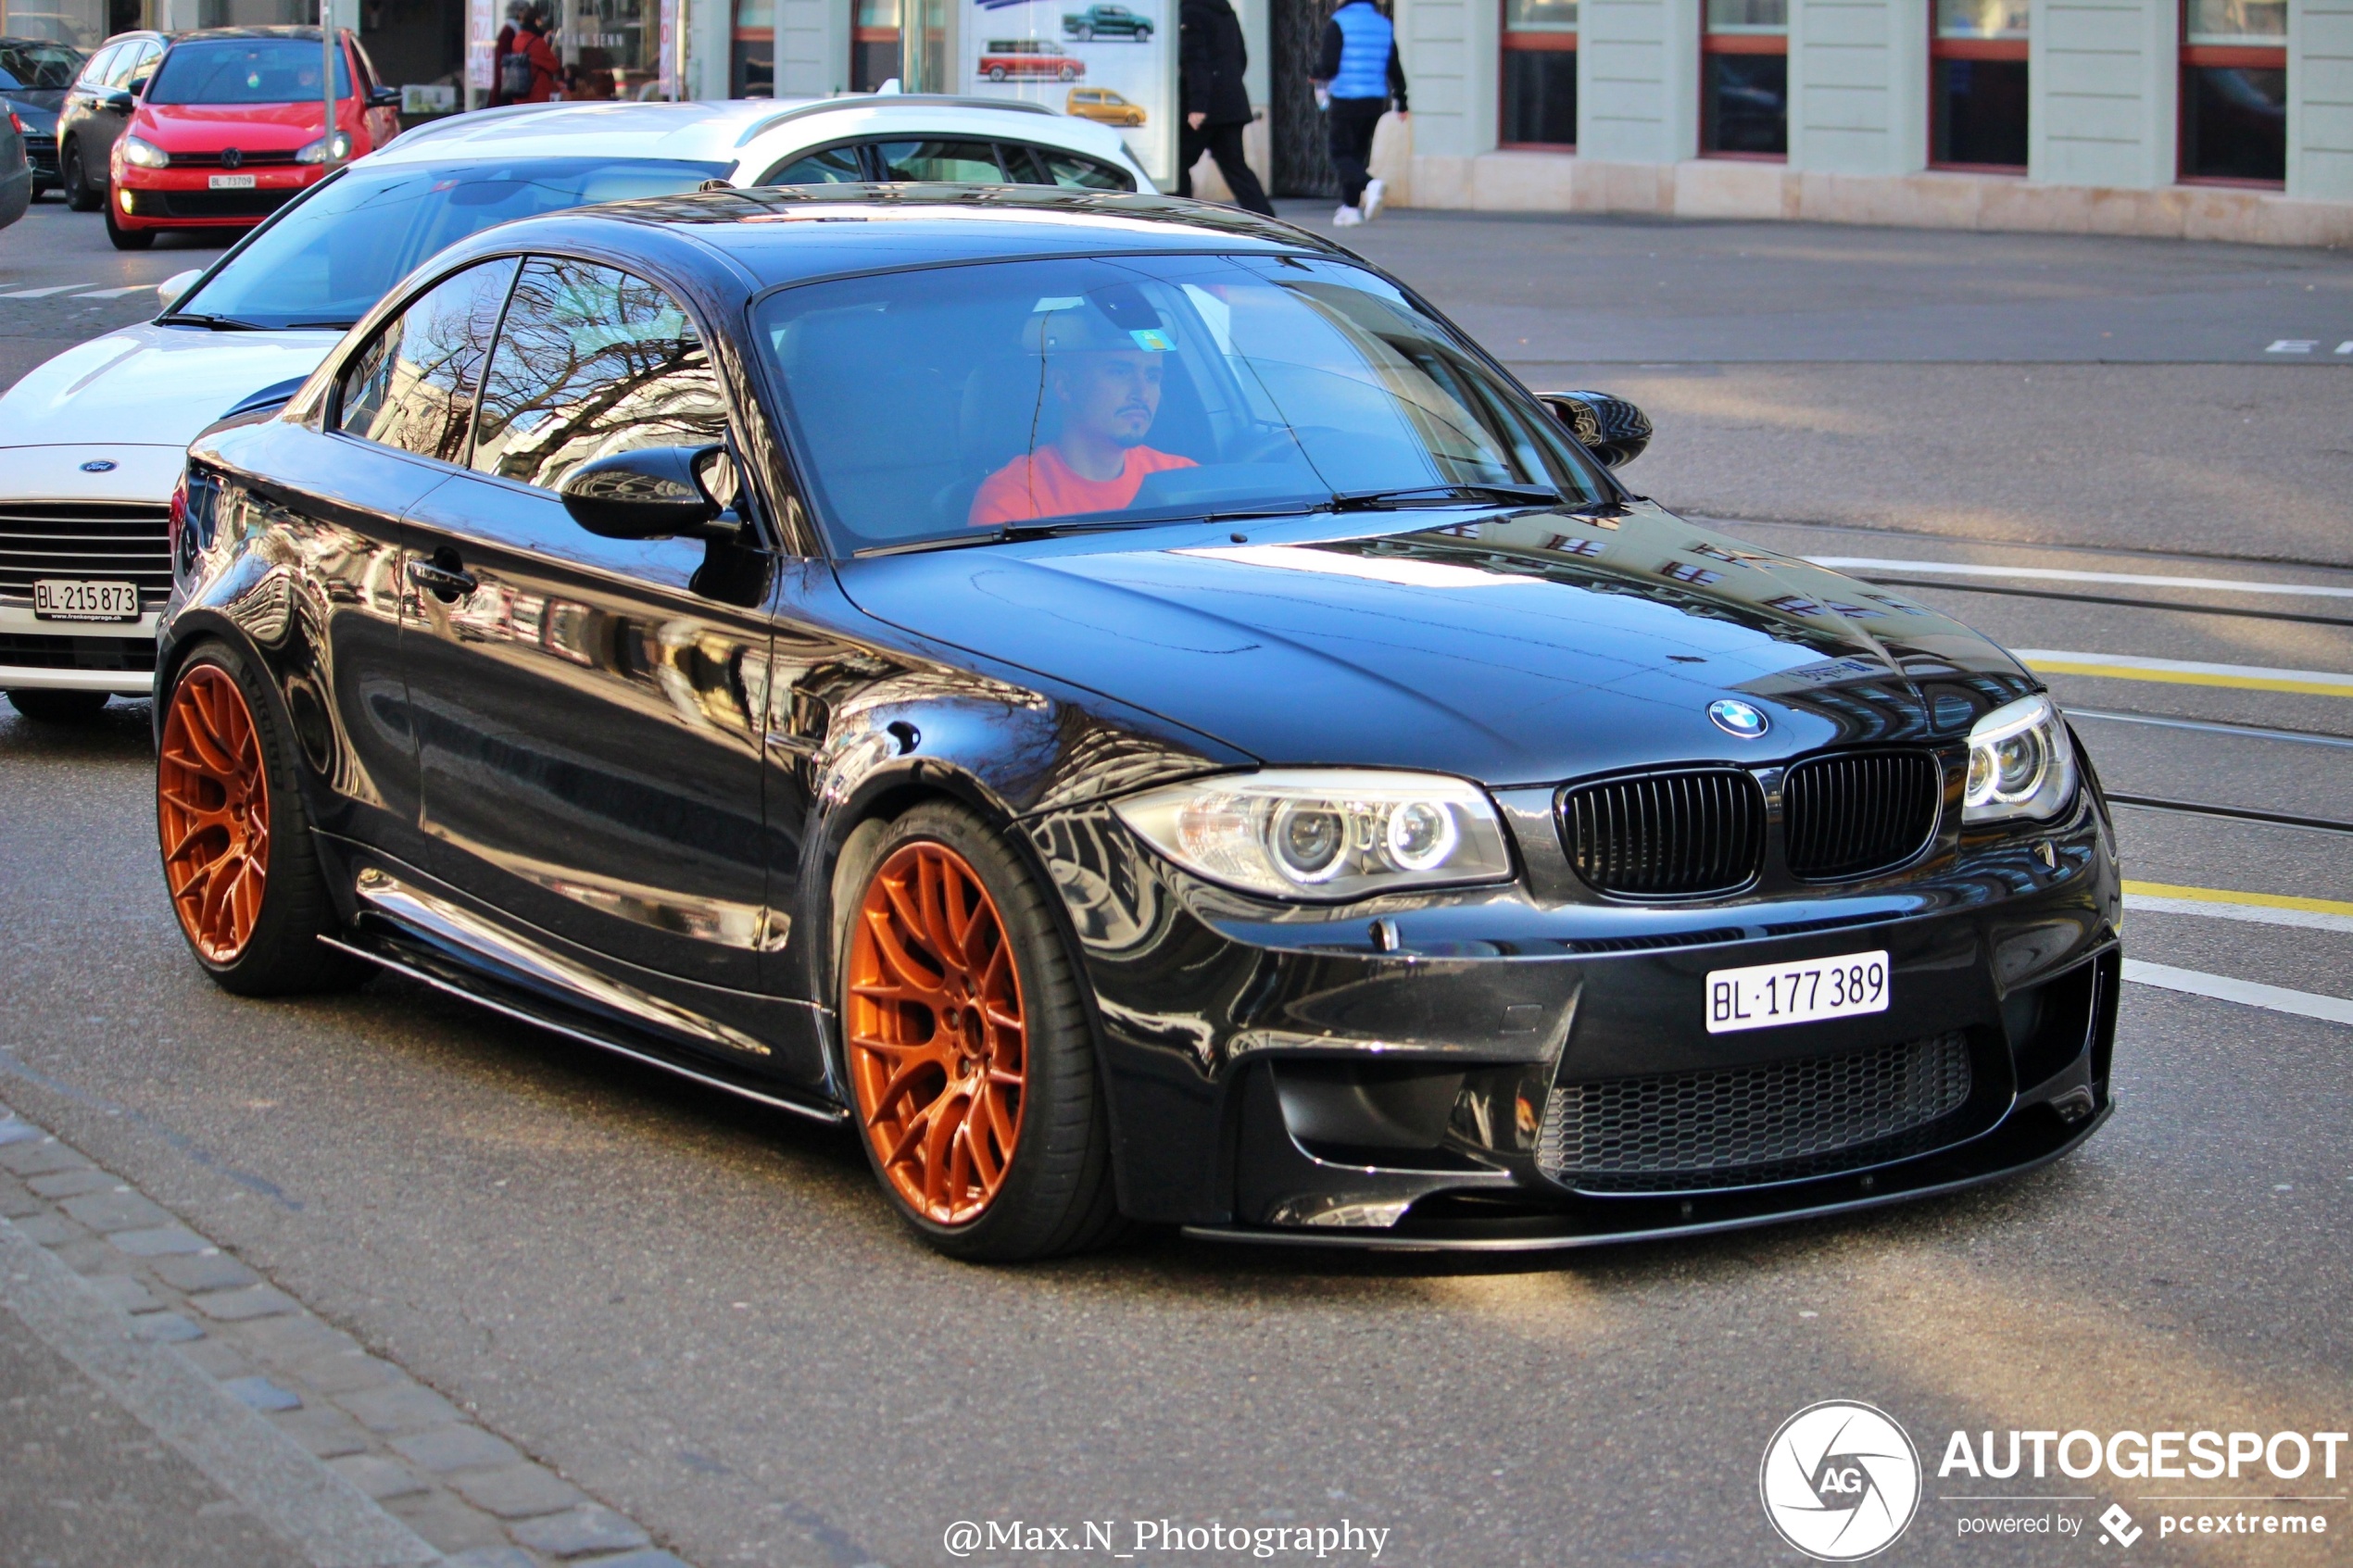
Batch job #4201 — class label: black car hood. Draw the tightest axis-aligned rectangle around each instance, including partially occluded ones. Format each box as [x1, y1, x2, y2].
[3, 90, 61, 119]
[836, 502, 2036, 786]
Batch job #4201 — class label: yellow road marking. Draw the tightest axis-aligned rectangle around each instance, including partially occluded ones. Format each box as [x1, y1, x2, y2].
[2122, 880, 2353, 919]
[2019, 652, 2353, 699]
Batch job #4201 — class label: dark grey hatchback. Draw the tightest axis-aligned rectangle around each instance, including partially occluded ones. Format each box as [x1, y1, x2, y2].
[158, 185, 2120, 1261]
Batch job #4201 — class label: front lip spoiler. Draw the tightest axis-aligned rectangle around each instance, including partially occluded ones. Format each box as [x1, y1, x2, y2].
[1178, 1101, 2111, 1252]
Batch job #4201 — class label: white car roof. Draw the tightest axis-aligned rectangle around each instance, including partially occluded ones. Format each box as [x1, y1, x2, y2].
[373, 94, 1151, 187]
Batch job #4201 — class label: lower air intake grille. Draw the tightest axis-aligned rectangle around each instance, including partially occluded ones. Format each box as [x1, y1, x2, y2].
[1536, 1031, 1973, 1193]
[0, 633, 157, 672]
[1562, 768, 1765, 897]
[1783, 750, 1943, 880]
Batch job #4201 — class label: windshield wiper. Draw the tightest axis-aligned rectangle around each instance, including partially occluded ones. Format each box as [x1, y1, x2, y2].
[854, 517, 1161, 558]
[158, 311, 266, 331]
[1331, 483, 1563, 510]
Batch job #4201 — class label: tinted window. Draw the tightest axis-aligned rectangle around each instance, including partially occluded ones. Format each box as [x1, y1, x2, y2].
[0, 43, 84, 90]
[873, 139, 1004, 183]
[756, 254, 1608, 554]
[173, 158, 728, 331]
[126, 41, 161, 88]
[472, 257, 730, 493]
[765, 144, 863, 184]
[77, 44, 120, 87]
[1031, 149, 1131, 191]
[336, 258, 518, 461]
[148, 39, 352, 105]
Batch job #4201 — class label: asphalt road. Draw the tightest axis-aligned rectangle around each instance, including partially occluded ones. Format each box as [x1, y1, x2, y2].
[3, 193, 2350, 1568]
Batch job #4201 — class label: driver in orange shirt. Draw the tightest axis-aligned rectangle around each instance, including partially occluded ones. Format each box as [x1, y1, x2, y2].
[970, 298, 1197, 526]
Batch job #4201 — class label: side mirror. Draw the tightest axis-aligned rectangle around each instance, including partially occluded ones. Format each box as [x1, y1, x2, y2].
[1538, 390, 1653, 469]
[101, 87, 135, 112]
[367, 84, 401, 108]
[560, 444, 736, 539]
[157, 267, 204, 311]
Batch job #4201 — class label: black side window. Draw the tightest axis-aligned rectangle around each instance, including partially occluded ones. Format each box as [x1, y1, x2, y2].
[872, 139, 1006, 183]
[1033, 149, 1131, 191]
[335, 257, 519, 462]
[78, 44, 120, 88]
[765, 144, 864, 184]
[471, 257, 729, 493]
[126, 42, 160, 90]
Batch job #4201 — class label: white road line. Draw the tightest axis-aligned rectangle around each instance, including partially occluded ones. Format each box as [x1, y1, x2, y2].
[1805, 557, 2353, 600]
[2011, 649, 2353, 698]
[2267, 339, 2317, 353]
[2123, 960, 2353, 1027]
[2338, 342, 2353, 355]
[70, 285, 154, 299]
[0, 284, 82, 298]
[2124, 895, 2353, 936]
[2068, 709, 2353, 749]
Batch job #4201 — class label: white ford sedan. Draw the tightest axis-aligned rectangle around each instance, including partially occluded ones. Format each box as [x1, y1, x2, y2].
[0, 94, 1153, 721]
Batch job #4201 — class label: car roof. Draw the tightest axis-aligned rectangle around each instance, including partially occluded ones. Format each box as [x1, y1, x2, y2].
[446, 183, 1333, 291]
[372, 94, 1140, 178]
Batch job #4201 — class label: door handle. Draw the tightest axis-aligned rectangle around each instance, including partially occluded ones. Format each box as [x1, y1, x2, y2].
[406, 555, 478, 603]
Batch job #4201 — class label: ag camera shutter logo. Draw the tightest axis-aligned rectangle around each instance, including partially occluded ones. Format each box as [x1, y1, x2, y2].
[1760, 1400, 1922, 1561]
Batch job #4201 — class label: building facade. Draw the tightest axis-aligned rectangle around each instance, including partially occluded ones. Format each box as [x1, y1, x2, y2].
[1397, 0, 2353, 243]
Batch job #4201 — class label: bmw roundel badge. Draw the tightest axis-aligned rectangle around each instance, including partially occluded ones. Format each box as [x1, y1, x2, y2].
[1707, 698, 1769, 739]
[80, 458, 118, 473]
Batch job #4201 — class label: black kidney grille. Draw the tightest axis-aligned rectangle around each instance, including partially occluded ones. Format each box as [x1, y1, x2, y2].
[1564, 769, 1764, 897]
[1783, 750, 1943, 880]
[1536, 1031, 1973, 1193]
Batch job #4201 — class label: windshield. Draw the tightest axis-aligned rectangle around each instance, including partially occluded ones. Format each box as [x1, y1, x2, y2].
[146, 38, 351, 104]
[0, 43, 83, 90]
[173, 157, 731, 330]
[755, 254, 1610, 555]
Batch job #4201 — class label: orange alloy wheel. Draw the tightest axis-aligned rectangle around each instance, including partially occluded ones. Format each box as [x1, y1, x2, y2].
[157, 664, 271, 964]
[846, 840, 1028, 1225]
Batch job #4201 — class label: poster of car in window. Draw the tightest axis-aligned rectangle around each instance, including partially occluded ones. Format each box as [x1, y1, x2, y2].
[963, 0, 1174, 183]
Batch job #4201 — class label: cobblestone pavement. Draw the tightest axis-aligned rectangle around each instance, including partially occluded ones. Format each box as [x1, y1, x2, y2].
[1, 1104, 690, 1568]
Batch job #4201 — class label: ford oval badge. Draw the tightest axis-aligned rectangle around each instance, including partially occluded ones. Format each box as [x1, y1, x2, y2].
[80, 458, 118, 473]
[1707, 698, 1769, 739]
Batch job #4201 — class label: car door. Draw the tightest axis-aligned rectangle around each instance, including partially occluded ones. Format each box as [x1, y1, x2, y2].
[245, 256, 519, 859]
[403, 254, 778, 1001]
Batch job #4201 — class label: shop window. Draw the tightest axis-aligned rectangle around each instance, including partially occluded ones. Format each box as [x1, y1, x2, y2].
[552, 0, 661, 100]
[2181, 0, 2285, 185]
[850, 0, 900, 91]
[733, 0, 773, 95]
[1500, 0, 1575, 149]
[1931, 1, 2027, 170]
[1701, 0, 1784, 159]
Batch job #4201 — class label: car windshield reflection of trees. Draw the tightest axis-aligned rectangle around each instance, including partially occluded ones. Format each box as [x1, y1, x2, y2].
[755, 254, 1610, 556]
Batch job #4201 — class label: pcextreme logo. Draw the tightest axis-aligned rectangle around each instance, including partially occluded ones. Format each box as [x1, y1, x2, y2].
[1760, 1400, 1925, 1561]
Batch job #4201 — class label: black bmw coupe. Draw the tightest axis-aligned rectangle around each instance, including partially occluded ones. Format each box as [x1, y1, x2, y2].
[157, 186, 2120, 1260]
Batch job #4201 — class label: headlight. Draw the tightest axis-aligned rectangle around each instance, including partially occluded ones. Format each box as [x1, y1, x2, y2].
[120, 134, 168, 169]
[1963, 694, 2077, 824]
[1111, 770, 1515, 901]
[295, 132, 352, 165]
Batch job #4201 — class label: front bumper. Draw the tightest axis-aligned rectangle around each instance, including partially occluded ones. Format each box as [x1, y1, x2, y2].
[1030, 785, 2120, 1246]
[113, 163, 316, 228]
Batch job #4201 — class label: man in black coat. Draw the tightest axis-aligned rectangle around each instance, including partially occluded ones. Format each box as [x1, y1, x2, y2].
[1177, 0, 1275, 216]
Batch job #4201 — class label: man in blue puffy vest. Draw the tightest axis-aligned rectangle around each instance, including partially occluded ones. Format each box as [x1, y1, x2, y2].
[1312, 0, 1407, 227]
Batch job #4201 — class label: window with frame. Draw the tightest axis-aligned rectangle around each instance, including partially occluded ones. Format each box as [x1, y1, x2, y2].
[1501, 0, 1576, 148]
[1931, 0, 2027, 170]
[733, 0, 774, 97]
[334, 258, 519, 464]
[471, 257, 731, 494]
[2181, 0, 2285, 185]
[851, 0, 900, 92]
[1702, 0, 1786, 159]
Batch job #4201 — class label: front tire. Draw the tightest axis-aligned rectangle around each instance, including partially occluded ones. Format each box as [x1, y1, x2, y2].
[157, 642, 371, 996]
[837, 802, 1124, 1261]
[62, 138, 99, 211]
[5, 689, 110, 723]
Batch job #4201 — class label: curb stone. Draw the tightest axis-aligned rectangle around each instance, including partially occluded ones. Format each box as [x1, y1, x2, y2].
[0, 1101, 692, 1568]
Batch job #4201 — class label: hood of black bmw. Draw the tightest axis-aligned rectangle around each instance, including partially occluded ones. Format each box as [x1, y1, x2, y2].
[836, 502, 2038, 786]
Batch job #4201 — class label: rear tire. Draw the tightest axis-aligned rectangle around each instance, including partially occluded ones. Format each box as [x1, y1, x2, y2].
[105, 197, 154, 250]
[5, 689, 110, 723]
[836, 802, 1126, 1261]
[157, 640, 371, 997]
[62, 138, 99, 211]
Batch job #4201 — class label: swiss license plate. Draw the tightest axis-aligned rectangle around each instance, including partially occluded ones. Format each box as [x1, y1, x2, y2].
[32, 579, 141, 622]
[1705, 949, 1889, 1035]
[208, 173, 257, 190]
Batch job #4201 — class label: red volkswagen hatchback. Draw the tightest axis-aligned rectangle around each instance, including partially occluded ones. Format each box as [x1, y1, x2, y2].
[105, 26, 398, 250]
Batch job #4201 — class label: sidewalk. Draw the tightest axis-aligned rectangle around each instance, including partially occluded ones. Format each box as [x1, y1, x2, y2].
[0, 1105, 688, 1568]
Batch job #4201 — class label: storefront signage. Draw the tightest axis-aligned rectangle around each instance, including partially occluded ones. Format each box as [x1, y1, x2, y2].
[961, 0, 1175, 183]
